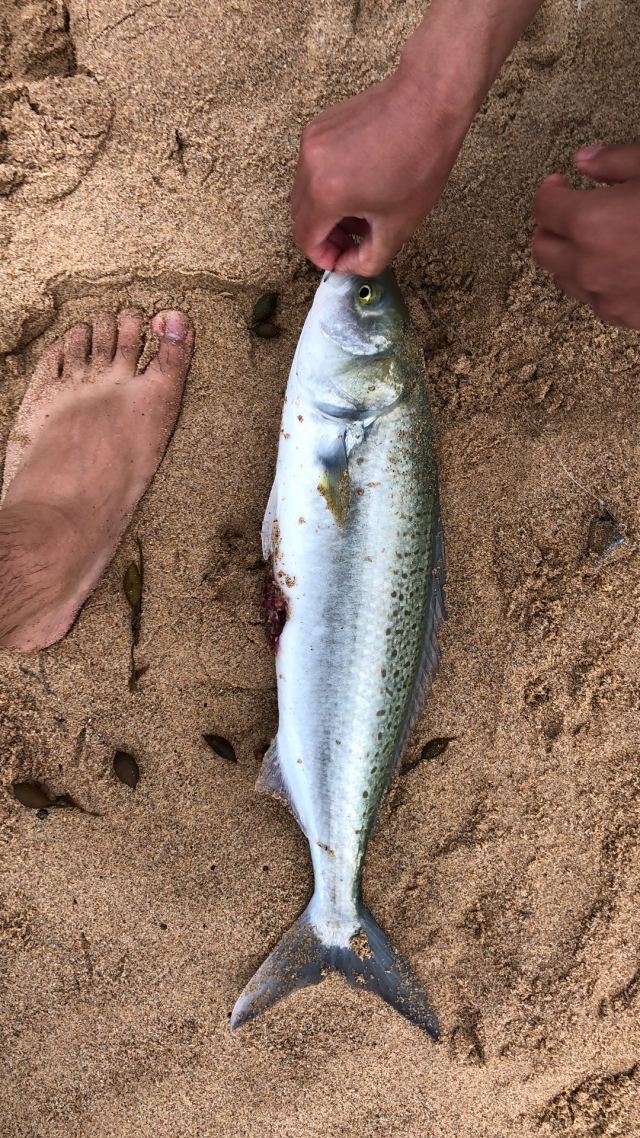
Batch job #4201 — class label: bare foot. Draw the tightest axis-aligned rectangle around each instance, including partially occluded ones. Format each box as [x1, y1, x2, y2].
[0, 309, 194, 651]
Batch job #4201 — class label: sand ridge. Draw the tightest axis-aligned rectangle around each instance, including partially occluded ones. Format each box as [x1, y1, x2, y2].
[1, 1, 640, 1135]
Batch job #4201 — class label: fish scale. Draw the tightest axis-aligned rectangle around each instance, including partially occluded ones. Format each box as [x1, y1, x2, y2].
[231, 269, 444, 1037]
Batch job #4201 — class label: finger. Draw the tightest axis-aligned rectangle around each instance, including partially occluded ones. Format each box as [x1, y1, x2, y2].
[292, 208, 347, 270]
[148, 310, 195, 386]
[552, 275, 593, 305]
[296, 219, 369, 271]
[303, 236, 345, 272]
[574, 144, 640, 184]
[532, 174, 577, 238]
[531, 226, 576, 278]
[334, 223, 399, 277]
[326, 222, 357, 255]
[327, 218, 373, 272]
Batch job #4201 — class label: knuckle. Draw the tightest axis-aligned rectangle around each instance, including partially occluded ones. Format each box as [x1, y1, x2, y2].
[299, 127, 323, 162]
[567, 211, 590, 244]
[307, 172, 342, 207]
[356, 255, 384, 277]
[574, 257, 598, 292]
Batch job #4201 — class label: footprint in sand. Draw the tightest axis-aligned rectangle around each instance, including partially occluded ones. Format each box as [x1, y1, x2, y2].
[0, 1, 112, 203]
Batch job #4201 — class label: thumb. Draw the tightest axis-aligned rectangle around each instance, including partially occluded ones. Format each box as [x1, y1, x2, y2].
[333, 221, 399, 277]
[574, 143, 640, 183]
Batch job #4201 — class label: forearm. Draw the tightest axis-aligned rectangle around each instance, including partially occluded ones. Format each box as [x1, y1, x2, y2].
[398, 0, 546, 138]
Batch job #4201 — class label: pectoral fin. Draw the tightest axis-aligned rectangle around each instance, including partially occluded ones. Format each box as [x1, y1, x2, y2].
[261, 478, 279, 559]
[317, 436, 350, 528]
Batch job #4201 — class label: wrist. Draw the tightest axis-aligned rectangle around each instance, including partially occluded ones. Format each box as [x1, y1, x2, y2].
[389, 49, 473, 179]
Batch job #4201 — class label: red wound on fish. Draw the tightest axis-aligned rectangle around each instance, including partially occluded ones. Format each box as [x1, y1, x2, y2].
[264, 578, 288, 653]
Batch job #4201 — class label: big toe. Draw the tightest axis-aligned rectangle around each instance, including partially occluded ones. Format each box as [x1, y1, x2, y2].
[146, 310, 195, 389]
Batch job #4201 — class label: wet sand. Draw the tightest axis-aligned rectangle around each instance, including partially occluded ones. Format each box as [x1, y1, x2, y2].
[1, 1, 640, 1134]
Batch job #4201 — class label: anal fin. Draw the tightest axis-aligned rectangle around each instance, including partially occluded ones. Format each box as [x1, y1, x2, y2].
[255, 738, 301, 825]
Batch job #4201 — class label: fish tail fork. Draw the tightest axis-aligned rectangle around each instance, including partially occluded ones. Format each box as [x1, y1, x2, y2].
[230, 902, 439, 1039]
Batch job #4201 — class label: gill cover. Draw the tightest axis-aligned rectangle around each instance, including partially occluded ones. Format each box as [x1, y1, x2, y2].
[296, 269, 413, 419]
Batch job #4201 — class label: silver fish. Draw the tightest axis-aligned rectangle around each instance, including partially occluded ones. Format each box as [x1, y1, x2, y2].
[231, 270, 445, 1037]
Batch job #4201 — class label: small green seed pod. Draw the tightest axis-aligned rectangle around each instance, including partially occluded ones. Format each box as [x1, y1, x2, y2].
[123, 563, 142, 610]
[203, 734, 237, 763]
[113, 751, 140, 789]
[13, 781, 52, 809]
[252, 292, 278, 324]
[252, 321, 280, 339]
[420, 737, 453, 762]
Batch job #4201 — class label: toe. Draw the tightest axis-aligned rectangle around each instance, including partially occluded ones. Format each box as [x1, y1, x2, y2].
[35, 340, 64, 385]
[115, 309, 144, 373]
[91, 312, 117, 366]
[15, 339, 63, 407]
[63, 323, 92, 378]
[146, 310, 195, 388]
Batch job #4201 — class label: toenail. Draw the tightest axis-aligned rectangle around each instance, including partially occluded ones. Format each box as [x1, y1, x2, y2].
[163, 311, 188, 341]
[575, 146, 602, 164]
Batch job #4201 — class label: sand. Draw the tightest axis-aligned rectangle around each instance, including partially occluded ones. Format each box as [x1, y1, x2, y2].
[1, 0, 640, 1134]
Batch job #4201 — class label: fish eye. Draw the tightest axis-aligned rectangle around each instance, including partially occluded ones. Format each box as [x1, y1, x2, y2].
[357, 281, 383, 307]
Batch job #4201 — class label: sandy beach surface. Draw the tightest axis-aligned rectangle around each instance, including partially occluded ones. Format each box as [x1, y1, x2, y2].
[1, 1, 640, 1134]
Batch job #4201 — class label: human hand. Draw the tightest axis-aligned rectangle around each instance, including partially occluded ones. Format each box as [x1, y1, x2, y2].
[291, 0, 547, 276]
[531, 145, 640, 329]
[291, 69, 463, 277]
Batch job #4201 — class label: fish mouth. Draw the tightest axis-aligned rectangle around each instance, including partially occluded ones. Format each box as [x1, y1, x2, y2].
[321, 271, 354, 292]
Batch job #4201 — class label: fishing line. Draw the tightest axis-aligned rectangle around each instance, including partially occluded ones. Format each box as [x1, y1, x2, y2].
[419, 291, 475, 356]
[521, 409, 627, 563]
[522, 408, 621, 517]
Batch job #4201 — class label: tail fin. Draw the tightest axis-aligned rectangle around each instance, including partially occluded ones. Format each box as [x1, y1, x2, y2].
[230, 902, 439, 1039]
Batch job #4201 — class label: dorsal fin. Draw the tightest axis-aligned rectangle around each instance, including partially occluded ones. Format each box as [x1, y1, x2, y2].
[392, 508, 446, 776]
[255, 737, 302, 826]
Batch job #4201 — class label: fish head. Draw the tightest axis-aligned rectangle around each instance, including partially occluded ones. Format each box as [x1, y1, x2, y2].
[297, 269, 413, 419]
